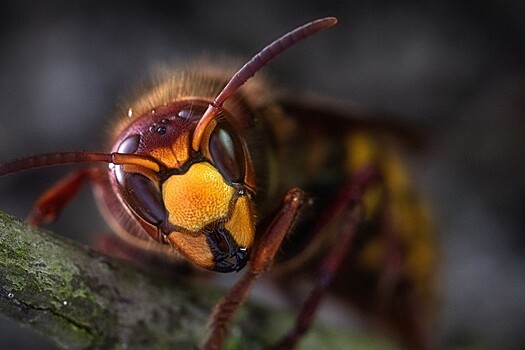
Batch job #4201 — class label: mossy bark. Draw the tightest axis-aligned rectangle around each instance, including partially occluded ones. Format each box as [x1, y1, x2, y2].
[0, 211, 396, 349]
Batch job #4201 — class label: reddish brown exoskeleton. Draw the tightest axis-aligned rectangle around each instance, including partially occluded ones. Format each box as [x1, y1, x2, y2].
[0, 17, 436, 349]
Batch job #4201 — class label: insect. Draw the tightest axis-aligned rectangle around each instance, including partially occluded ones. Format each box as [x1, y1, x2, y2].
[0, 17, 435, 350]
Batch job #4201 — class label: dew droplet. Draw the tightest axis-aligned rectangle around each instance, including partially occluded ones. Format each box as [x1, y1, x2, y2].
[63, 300, 68, 306]
[7, 292, 14, 299]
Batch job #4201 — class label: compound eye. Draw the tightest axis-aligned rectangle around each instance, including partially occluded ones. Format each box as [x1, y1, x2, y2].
[114, 134, 167, 227]
[117, 134, 140, 154]
[178, 106, 203, 121]
[208, 120, 245, 183]
[117, 171, 167, 227]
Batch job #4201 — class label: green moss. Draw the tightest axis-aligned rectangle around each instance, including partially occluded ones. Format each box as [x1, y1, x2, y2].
[0, 213, 97, 312]
[1, 211, 407, 349]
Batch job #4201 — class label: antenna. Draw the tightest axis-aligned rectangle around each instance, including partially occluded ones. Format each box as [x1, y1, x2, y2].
[191, 17, 338, 151]
[0, 17, 338, 176]
[0, 151, 161, 176]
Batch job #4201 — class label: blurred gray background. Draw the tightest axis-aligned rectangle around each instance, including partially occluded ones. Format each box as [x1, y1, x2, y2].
[0, 1, 524, 349]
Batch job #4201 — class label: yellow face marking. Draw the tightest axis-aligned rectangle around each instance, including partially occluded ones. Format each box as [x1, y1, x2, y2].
[224, 195, 255, 249]
[112, 153, 161, 172]
[150, 132, 191, 168]
[162, 162, 234, 232]
[166, 231, 214, 269]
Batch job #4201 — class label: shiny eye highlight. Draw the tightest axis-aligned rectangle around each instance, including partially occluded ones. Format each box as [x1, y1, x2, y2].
[114, 133, 167, 227]
[117, 134, 140, 154]
[208, 120, 245, 183]
[117, 172, 167, 227]
[178, 106, 203, 121]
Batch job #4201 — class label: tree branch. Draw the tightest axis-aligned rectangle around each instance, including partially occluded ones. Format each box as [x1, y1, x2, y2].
[0, 211, 396, 349]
